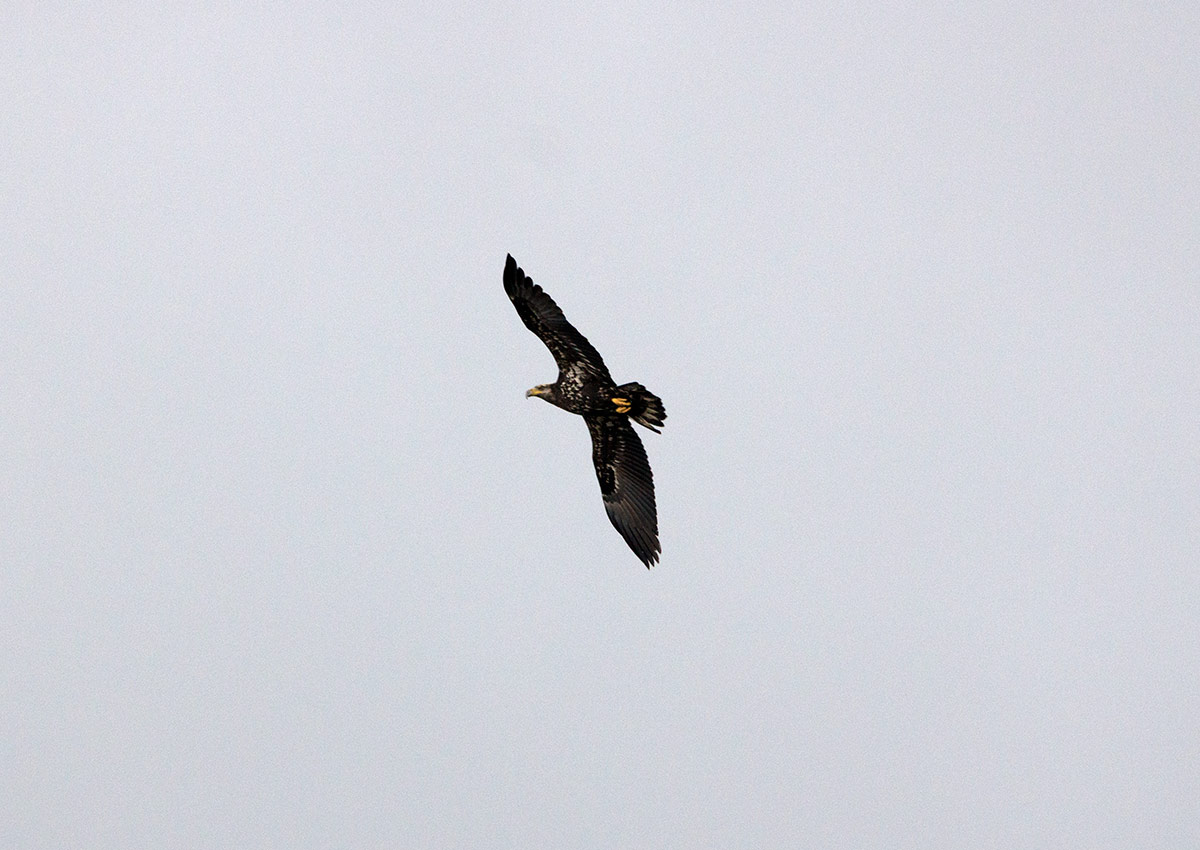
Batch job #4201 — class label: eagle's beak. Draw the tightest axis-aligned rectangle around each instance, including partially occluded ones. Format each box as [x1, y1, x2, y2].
[525, 387, 542, 398]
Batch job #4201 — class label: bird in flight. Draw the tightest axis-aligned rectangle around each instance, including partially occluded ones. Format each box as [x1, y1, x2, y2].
[503, 254, 666, 568]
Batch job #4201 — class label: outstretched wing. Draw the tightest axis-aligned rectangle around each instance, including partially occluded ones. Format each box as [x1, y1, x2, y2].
[585, 414, 660, 568]
[504, 254, 613, 382]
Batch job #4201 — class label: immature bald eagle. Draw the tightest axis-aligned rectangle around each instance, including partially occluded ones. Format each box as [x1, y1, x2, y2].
[504, 254, 666, 567]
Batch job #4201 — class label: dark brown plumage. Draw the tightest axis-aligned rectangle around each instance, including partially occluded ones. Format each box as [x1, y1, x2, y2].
[503, 254, 666, 567]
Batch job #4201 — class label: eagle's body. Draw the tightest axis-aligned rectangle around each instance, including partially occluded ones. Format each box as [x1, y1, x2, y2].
[503, 254, 665, 568]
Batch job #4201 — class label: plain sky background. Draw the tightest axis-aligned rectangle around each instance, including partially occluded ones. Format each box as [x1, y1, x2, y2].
[3, 2, 1198, 847]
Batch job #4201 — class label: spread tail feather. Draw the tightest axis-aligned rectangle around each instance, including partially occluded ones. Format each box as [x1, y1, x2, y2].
[618, 382, 666, 433]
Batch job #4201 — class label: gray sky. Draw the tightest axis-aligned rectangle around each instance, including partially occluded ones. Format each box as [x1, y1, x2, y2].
[3, 2, 1198, 847]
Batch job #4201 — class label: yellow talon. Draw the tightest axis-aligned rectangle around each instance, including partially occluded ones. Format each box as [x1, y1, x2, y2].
[616, 405, 631, 414]
[612, 397, 629, 406]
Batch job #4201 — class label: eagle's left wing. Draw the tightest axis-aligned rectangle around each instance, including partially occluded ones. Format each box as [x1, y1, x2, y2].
[504, 254, 613, 382]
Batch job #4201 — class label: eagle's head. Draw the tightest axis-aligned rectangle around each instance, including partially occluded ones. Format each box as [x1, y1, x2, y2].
[525, 383, 557, 402]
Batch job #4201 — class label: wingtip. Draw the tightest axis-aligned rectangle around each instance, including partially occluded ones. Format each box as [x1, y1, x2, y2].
[635, 534, 661, 568]
[503, 254, 524, 297]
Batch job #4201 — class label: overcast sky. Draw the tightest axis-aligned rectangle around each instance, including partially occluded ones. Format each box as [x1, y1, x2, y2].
[3, 2, 1198, 848]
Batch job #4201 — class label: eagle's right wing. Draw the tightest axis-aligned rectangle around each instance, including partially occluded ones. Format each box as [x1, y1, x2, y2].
[585, 414, 660, 568]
